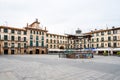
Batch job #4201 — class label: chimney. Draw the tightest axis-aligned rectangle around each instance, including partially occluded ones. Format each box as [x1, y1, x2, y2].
[112, 26, 115, 28]
[36, 18, 38, 22]
[45, 27, 46, 30]
[27, 23, 29, 27]
[106, 27, 108, 30]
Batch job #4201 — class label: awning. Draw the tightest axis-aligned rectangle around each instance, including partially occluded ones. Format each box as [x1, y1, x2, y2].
[48, 49, 65, 51]
[113, 48, 120, 51]
[95, 48, 113, 51]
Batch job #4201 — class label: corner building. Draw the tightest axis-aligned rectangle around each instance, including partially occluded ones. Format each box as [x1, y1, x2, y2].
[0, 19, 48, 55]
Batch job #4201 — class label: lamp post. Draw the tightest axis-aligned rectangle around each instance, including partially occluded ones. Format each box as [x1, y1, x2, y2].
[80, 41, 82, 53]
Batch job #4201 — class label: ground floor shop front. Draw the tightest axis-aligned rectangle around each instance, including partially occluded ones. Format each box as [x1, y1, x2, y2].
[94, 48, 120, 56]
[0, 47, 48, 55]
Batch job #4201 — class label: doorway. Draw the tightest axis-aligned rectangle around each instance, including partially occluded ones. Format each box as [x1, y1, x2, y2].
[42, 51, 44, 54]
[36, 49, 39, 54]
[11, 50, 14, 55]
[30, 51, 33, 54]
[4, 50, 8, 55]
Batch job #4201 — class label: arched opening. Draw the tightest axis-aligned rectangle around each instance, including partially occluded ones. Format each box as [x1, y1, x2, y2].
[42, 51, 44, 54]
[59, 46, 64, 49]
[11, 50, 14, 55]
[30, 51, 33, 54]
[4, 49, 8, 55]
[36, 49, 39, 54]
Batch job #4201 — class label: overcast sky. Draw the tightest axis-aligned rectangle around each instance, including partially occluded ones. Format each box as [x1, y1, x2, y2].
[0, 0, 120, 34]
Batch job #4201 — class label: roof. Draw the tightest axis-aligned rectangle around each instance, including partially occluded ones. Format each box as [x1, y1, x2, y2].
[47, 33, 67, 37]
[0, 26, 26, 31]
[86, 27, 120, 34]
[25, 27, 48, 32]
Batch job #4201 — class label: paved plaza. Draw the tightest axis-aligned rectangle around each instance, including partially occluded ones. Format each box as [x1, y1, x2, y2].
[0, 55, 120, 80]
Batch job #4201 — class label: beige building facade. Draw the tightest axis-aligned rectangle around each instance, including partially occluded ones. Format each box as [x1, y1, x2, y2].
[0, 19, 48, 55]
[85, 27, 120, 55]
[0, 19, 120, 55]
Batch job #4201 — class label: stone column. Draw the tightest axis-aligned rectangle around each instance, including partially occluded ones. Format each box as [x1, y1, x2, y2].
[8, 49, 11, 55]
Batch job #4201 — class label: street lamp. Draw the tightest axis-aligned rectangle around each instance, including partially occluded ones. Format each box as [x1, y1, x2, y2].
[80, 41, 82, 53]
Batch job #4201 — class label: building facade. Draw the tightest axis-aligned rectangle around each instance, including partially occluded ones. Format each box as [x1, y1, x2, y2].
[0, 19, 48, 55]
[0, 19, 120, 55]
[86, 27, 120, 55]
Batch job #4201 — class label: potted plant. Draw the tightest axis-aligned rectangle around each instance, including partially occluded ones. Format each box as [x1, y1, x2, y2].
[103, 50, 108, 56]
[117, 51, 120, 57]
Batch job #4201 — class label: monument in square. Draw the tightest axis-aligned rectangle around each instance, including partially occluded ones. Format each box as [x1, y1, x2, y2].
[60, 28, 94, 59]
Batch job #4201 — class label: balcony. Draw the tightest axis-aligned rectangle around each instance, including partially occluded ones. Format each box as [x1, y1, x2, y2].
[18, 46, 21, 48]
[4, 46, 8, 48]
[24, 46, 27, 48]
[11, 46, 14, 48]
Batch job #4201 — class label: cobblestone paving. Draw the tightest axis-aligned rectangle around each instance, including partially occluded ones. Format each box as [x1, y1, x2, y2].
[0, 55, 120, 80]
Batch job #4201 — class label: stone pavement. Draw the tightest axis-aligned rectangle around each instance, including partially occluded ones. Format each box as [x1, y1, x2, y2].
[0, 55, 120, 80]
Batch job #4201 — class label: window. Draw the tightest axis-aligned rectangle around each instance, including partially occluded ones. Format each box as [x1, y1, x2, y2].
[101, 37, 104, 41]
[108, 37, 111, 41]
[113, 30, 117, 34]
[30, 35, 33, 39]
[54, 40, 56, 43]
[4, 28, 8, 33]
[54, 45, 56, 48]
[4, 35, 8, 40]
[97, 38, 99, 42]
[11, 36, 14, 41]
[42, 36, 44, 40]
[50, 45, 52, 48]
[11, 30, 14, 34]
[46, 44, 48, 48]
[101, 43, 104, 47]
[34, 31, 35, 34]
[24, 31, 27, 35]
[30, 41, 33, 46]
[36, 41, 39, 47]
[37, 31, 38, 34]
[46, 39, 48, 43]
[24, 43, 26, 48]
[108, 31, 111, 35]
[113, 43, 117, 47]
[39, 31, 41, 35]
[18, 43, 21, 48]
[24, 37, 26, 41]
[30, 30, 32, 34]
[41, 41, 44, 47]
[46, 34, 48, 37]
[92, 44, 94, 48]
[50, 35, 52, 38]
[57, 40, 59, 43]
[4, 42, 8, 47]
[101, 32, 104, 36]
[17, 31, 21, 34]
[96, 33, 99, 36]
[60, 36, 62, 39]
[113, 36, 117, 41]
[11, 43, 14, 48]
[50, 39, 52, 43]
[36, 36, 39, 40]
[18, 36, 21, 41]
[92, 34, 94, 37]
[97, 44, 99, 48]
[108, 43, 111, 47]
[42, 32, 44, 35]
[92, 39, 94, 42]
